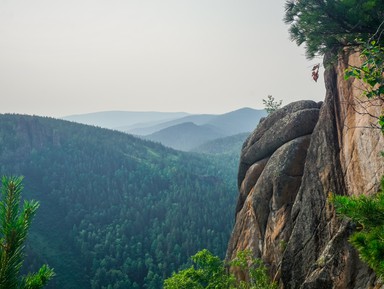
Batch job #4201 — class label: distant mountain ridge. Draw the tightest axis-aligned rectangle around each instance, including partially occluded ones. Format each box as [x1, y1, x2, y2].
[126, 107, 266, 136]
[125, 114, 216, 135]
[62, 111, 190, 129]
[143, 108, 266, 151]
[62, 108, 267, 152]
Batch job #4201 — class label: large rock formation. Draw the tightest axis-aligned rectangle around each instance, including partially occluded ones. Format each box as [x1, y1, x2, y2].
[227, 50, 384, 288]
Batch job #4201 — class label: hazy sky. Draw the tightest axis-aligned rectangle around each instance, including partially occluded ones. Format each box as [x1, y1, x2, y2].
[0, 0, 325, 117]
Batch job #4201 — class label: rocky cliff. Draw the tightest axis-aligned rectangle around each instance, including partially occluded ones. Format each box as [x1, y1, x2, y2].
[226, 50, 384, 288]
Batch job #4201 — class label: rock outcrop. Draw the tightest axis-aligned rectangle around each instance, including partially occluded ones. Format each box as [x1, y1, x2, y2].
[227, 50, 384, 288]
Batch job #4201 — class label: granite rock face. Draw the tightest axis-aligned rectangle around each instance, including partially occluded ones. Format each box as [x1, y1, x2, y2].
[227, 50, 384, 288]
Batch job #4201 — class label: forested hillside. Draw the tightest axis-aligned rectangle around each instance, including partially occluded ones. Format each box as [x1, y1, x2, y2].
[192, 133, 249, 155]
[146, 122, 224, 151]
[0, 114, 238, 289]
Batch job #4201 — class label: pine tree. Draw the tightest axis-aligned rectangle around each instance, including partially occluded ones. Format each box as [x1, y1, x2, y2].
[330, 178, 384, 277]
[262, 95, 282, 114]
[284, 0, 384, 58]
[0, 176, 54, 289]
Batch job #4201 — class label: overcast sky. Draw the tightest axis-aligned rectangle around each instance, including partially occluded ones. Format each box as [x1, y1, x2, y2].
[0, 0, 325, 117]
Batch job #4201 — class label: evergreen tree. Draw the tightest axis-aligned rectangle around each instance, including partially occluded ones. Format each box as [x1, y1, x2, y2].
[262, 95, 282, 114]
[284, 0, 384, 58]
[331, 183, 384, 277]
[0, 176, 54, 289]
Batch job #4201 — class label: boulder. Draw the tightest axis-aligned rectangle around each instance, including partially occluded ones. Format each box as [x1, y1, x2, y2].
[227, 49, 384, 288]
[238, 101, 320, 188]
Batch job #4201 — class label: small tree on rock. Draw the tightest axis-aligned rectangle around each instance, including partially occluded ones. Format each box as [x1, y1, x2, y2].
[263, 95, 282, 114]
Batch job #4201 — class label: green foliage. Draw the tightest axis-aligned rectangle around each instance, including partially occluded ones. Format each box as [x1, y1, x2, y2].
[230, 250, 277, 289]
[345, 40, 384, 99]
[262, 95, 282, 114]
[164, 249, 235, 289]
[164, 250, 277, 289]
[344, 39, 384, 130]
[0, 176, 54, 289]
[0, 114, 238, 289]
[330, 179, 384, 278]
[22, 265, 55, 289]
[284, 0, 384, 58]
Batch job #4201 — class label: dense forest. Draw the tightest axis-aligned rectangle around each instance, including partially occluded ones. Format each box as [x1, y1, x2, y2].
[0, 114, 239, 289]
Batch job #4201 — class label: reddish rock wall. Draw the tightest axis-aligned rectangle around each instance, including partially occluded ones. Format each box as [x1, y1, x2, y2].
[227, 50, 384, 289]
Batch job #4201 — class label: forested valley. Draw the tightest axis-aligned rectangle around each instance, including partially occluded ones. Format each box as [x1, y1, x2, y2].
[0, 114, 239, 289]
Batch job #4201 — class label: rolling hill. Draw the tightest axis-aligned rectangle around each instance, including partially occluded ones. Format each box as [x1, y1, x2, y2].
[0, 114, 237, 289]
[191, 132, 250, 155]
[145, 122, 224, 151]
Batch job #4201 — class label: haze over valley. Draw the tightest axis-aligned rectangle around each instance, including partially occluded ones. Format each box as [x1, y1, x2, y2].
[2, 0, 382, 288]
[62, 107, 267, 151]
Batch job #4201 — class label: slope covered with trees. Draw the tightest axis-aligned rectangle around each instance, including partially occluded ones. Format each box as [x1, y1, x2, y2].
[0, 114, 237, 289]
[145, 122, 224, 151]
[191, 133, 249, 156]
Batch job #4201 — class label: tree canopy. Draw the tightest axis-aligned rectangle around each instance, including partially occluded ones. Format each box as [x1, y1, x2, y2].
[0, 114, 238, 289]
[284, 0, 384, 58]
[163, 250, 277, 289]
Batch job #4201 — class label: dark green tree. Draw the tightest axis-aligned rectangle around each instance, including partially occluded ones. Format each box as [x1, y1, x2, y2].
[284, 0, 384, 58]
[164, 249, 235, 289]
[0, 176, 54, 289]
[163, 250, 277, 289]
[330, 182, 384, 278]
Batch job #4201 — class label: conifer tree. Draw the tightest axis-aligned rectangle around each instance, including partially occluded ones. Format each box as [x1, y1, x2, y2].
[0, 176, 54, 289]
[284, 0, 384, 58]
[331, 182, 384, 278]
[262, 95, 282, 114]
